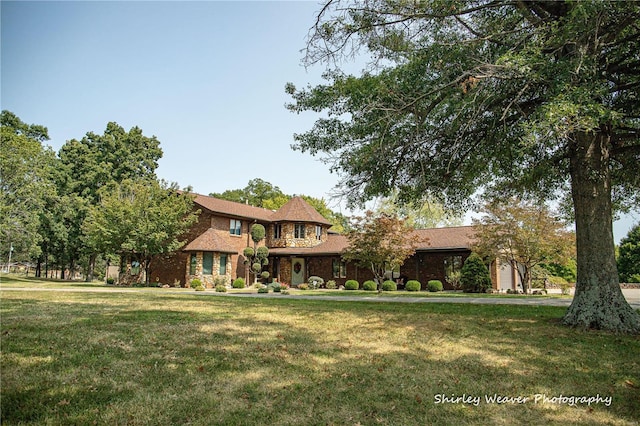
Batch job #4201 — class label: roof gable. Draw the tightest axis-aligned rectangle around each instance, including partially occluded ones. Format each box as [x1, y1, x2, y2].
[270, 197, 332, 225]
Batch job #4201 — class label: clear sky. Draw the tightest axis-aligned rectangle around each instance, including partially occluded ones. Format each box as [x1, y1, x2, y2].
[2, 0, 637, 242]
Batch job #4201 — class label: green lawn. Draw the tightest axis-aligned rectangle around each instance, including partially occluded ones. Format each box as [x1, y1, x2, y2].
[1, 277, 639, 425]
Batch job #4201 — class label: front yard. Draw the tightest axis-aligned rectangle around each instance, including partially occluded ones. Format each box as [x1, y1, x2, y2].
[1, 276, 638, 425]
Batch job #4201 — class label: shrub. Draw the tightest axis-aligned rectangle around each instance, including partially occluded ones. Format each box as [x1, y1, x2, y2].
[382, 280, 397, 291]
[326, 280, 337, 289]
[460, 253, 492, 293]
[405, 280, 421, 292]
[257, 287, 269, 293]
[232, 278, 245, 289]
[427, 280, 443, 292]
[345, 280, 359, 290]
[261, 271, 270, 280]
[297, 283, 309, 290]
[215, 284, 227, 292]
[363, 280, 377, 291]
[308, 276, 324, 289]
[190, 279, 202, 289]
[268, 283, 282, 292]
[213, 276, 228, 287]
[194, 285, 205, 291]
[106, 277, 115, 285]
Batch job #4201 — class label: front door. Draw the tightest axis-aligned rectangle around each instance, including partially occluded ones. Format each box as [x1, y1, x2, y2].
[291, 258, 305, 287]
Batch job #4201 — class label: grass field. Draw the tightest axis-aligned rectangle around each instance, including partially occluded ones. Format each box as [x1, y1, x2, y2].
[1, 275, 639, 425]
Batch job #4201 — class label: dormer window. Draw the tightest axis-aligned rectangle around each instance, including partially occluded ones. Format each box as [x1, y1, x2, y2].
[294, 223, 306, 239]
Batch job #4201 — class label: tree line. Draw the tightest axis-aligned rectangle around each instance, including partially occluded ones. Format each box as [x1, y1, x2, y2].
[0, 111, 197, 283]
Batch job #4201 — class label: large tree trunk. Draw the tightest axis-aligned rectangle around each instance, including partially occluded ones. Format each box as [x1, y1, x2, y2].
[563, 131, 640, 333]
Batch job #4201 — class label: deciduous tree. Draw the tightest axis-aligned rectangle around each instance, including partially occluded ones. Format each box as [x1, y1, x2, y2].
[472, 200, 575, 293]
[341, 211, 420, 291]
[287, 1, 640, 332]
[0, 111, 55, 262]
[84, 179, 198, 285]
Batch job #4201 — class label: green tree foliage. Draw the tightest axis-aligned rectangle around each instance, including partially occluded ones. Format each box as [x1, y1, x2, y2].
[83, 179, 199, 285]
[472, 199, 575, 294]
[342, 211, 421, 291]
[56, 122, 163, 279]
[287, 1, 640, 333]
[618, 223, 640, 283]
[460, 253, 492, 293]
[58, 122, 162, 203]
[375, 191, 463, 229]
[211, 178, 285, 208]
[0, 111, 55, 260]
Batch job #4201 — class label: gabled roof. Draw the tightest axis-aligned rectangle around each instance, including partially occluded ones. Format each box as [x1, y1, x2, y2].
[183, 228, 237, 253]
[192, 193, 274, 222]
[270, 196, 332, 226]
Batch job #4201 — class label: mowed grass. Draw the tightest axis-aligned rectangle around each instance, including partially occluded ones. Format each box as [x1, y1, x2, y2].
[1, 280, 639, 425]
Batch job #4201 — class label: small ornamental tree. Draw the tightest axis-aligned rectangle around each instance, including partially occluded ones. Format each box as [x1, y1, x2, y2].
[244, 224, 269, 283]
[341, 211, 423, 292]
[472, 199, 575, 294]
[460, 253, 492, 293]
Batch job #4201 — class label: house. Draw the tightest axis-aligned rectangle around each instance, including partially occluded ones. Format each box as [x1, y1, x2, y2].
[150, 193, 514, 291]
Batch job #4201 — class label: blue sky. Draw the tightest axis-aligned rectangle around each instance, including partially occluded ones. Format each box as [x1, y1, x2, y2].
[2, 1, 637, 242]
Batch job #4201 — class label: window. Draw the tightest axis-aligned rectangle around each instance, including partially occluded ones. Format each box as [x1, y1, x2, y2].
[444, 255, 463, 276]
[230, 219, 242, 236]
[203, 252, 213, 275]
[189, 254, 197, 275]
[294, 223, 305, 238]
[274, 224, 282, 239]
[332, 259, 347, 278]
[315, 225, 322, 241]
[219, 254, 227, 275]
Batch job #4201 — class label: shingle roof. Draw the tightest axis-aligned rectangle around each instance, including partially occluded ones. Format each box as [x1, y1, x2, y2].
[269, 196, 332, 225]
[183, 228, 237, 253]
[411, 226, 475, 250]
[192, 193, 275, 222]
[268, 226, 475, 256]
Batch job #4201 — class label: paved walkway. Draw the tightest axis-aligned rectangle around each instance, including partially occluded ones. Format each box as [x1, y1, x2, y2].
[2, 286, 639, 309]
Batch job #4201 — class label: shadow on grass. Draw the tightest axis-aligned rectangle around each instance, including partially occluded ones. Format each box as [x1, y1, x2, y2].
[1, 293, 638, 425]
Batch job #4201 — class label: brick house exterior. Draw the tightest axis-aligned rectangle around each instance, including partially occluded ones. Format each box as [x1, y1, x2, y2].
[150, 193, 488, 290]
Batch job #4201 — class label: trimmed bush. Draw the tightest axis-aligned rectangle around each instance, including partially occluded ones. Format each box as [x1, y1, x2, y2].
[194, 285, 205, 291]
[427, 280, 443, 292]
[190, 279, 202, 289]
[382, 280, 397, 291]
[308, 276, 324, 289]
[297, 283, 309, 290]
[326, 280, 337, 289]
[405, 280, 421, 292]
[345, 280, 359, 290]
[257, 287, 269, 293]
[460, 253, 492, 293]
[106, 277, 115, 285]
[215, 284, 227, 292]
[268, 283, 282, 292]
[232, 278, 245, 289]
[363, 280, 377, 291]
